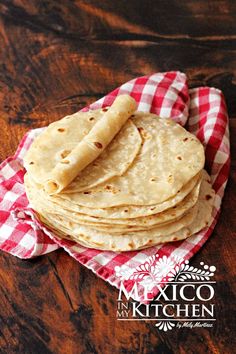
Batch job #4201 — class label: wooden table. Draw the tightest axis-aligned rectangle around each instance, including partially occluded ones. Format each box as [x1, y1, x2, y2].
[0, 1, 235, 353]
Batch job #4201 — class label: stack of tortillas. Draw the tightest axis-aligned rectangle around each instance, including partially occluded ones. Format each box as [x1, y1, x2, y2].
[24, 95, 215, 251]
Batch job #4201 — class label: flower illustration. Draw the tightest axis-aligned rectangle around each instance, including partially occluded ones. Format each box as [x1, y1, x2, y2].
[115, 255, 216, 284]
[155, 255, 175, 276]
[155, 321, 175, 331]
[129, 254, 162, 285]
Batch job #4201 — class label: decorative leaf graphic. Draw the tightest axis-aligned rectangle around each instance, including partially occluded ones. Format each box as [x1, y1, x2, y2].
[115, 253, 216, 285]
[173, 259, 216, 282]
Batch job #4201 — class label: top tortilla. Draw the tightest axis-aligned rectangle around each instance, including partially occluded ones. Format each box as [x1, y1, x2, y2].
[59, 113, 205, 207]
[24, 99, 141, 195]
[43, 95, 137, 193]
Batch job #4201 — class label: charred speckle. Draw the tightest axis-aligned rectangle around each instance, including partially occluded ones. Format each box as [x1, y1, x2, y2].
[94, 142, 103, 149]
[61, 160, 70, 164]
[61, 150, 71, 159]
[205, 194, 212, 200]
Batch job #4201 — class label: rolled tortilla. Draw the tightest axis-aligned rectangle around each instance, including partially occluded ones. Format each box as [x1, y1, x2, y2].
[44, 95, 137, 194]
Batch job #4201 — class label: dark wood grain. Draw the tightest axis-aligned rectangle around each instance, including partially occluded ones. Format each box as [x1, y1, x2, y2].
[0, 1, 235, 353]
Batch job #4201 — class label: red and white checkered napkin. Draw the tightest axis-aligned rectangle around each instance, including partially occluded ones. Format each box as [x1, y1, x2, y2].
[0, 72, 230, 299]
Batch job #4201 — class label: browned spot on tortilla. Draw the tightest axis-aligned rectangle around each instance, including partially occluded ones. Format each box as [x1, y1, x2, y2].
[131, 114, 135, 118]
[148, 240, 153, 244]
[94, 142, 103, 149]
[124, 209, 128, 212]
[105, 185, 112, 190]
[61, 160, 70, 164]
[187, 230, 191, 236]
[173, 206, 177, 209]
[150, 207, 156, 211]
[150, 177, 156, 182]
[205, 194, 212, 200]
[58, 128, 65, 132]
[102, 108, 108, 112]
[61, 150, 71, 159]
[89, 117, 95, 121]
[128, 242, 134, 248]
[137, 127, 150, 140]
[183, 137, 188, 142]
[177, 156, 182, 160]
[83, 191, 91, 194]
[29, 161, 34, 165]
[93, 241, 104, 246]
[173, 237, 178, 241]
[168, 174, 174, 183]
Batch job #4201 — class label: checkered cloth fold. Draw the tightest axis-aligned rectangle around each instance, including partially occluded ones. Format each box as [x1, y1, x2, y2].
[0, 72, 230, 297]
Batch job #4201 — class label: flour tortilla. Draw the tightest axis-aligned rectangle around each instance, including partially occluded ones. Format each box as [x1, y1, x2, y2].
[32, 178, 201, 230]
[43, 95, 137, 194]
[24, 172, 201, 232]
[38, 171, 215, 251]
[59, 113, 205, 207]
[24, 105, 141, 195]
[64, 120, 141, 193]
[24, 172, 201, 220]
[39, 202, 198, 242]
